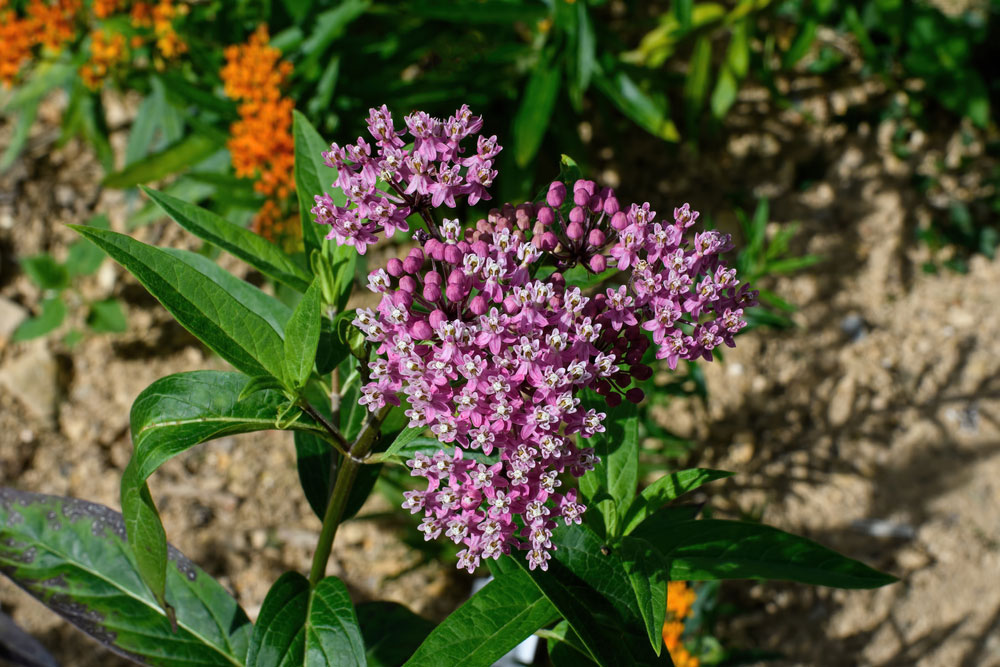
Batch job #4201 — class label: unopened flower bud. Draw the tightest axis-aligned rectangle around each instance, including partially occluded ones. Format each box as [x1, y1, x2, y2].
[402, 255, 423, 274]
[425, 270, 442, 286]
[589, 254, 607, 272]
[588, 229, 606, 247]
[573, 179, 595, 195]
[547, 182, 566, 207]
[428, 309, 446, 329]
[540, 232, 558, 251]
[471, 240, 489, 256]
[386, 257, 404, 277]
[502, 295, 519, 314]
[603, 196, 620, 215]
[569, 206, 586, 224]
[469, 295, 488, 315]
[631, 364, 653, 381]
[447, 268, 465, 286]
[625, 387, 645, 404]
[537, 206, 555, 225]
[444, 244, 462, 264]
[573, 188, 590, 206]
[410, 319, 433, 339]
[399, 276, 417, 293]
[566, 222, 584, 240]
[445, 284, 465, 303]
[606, 392, 622, 407]
[610, 211, 628, 230]
[422, 283, 441, 302]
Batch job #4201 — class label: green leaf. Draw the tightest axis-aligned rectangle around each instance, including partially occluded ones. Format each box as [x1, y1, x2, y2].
[283, 279, 323, 390]
[70, 226, 286, 378]
[0, 487, 251, 665]
[142, 186, 312, 292]
[293, 111, 341, 259]
[622, 468, 733, 535]
[381, 426, 426, 459]
[86, 298, 128, 333]
[282, 0, 314, 23]
[295, 430, 335, 520]
[593, 67, 679, 142]
[710, 65, 739, 119]
[19, 254, 69, 290]
[11, 297, 66, 342]
[300, 1, 369, 77]
[405, 568, 557, 667]
[632, 519, 899, 588]
[246, 572, 310, 666]
[357, 602, 435, 667]
[65, 214, 110, 277]
[727, 19, 750, 78]
[512, 47, 562, 167]
[783, 19, 818, 69]
[572, 2, 596, 103]
[509, 554, 654, 666]
[244, 572, 365, 666]
[674, 0, 693, 30]
[684, 36, 712, 121]
[0, 101, 38, 172]
[330, 244, 357, 313]
[103, 134, 224, 189]
[578, 397, 639, 539]
[305, 576, 367, 665]
[619, 537, 667, 655]
[123, 371, 324, 611]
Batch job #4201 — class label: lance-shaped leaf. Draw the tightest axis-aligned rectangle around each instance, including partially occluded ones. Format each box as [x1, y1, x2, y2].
[283, 279, 323, 390]
[619, 536, 667, 655]
[123, 371, 325, 615]
[622, 468, 733, 535]
[512, 47, 561, 167]
[0, 487, 252, 665]
[632, 519, 899, 589]
[142, 186, 312, 292]
[246, 572, 365, 667]
[293, 111, 343, 259]
[356, 602, 434, 667]
[405, 568, 557, 667]
[71, 226, 286, 379]
[103, 134, 224, 189]
[579, 397, 639, 539]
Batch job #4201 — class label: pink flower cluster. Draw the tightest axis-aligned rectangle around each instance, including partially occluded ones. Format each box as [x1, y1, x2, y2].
[311, 104, 499, 254]
[318, 106, 756, 572]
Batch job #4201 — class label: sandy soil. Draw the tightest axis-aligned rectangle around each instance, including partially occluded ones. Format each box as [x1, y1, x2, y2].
[1, 64, 998, 666]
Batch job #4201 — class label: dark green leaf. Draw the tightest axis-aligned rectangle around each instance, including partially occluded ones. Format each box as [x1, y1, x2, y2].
[402, 1, 547, 23]
[245, 573, 365, 666]
[305, 576, 367, 665]
[574, 3, 596, 100]
[283, 279, 323, 390]
[103, 134, 224, 189]
[0, 487, 251, 665]
[623, 468, 733, 535]
[300, 0, 369, 77]
[684, 36, 712, 121]
[65, 215, 110, 277]
[381, 426, 426, 459]
[674, 0, 693, 30]
[727, 19, 750, 78]
[86, 298, 128, 334]
[633, 519, 899, 588]
[405, 568, 557, 667]
[11, 297, 66, 342]
[512, 48, 561, 167]
[593, 67, 679, 141]
[246, 572, 310, 666]
[710, 65, 739, 119]
[330, 244, 357, 313]
[579, 397, 639, 539]
[619, 537, 667, 655]
[123, 371, 324, 610]
[783, 19, 818, 69]
[550, 523, 641, 624]
[357, 602, 435, 667]
[142, 186, 311, 292]
[293, 111, 341, 259]
[294, 430, 335, 520]
[70, 226, 286, 378]
[282, 0, 314, 23]
[19, 254, 68, 290]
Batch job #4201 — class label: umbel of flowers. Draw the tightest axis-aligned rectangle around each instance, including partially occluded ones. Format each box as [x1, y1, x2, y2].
[313, 106, 756, 573]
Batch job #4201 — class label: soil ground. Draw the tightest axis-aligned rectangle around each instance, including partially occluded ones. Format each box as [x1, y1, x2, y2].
[2, 65, 999, 666]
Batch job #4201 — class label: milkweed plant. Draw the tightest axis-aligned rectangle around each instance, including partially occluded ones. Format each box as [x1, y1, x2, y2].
[0, 105, 896, 666]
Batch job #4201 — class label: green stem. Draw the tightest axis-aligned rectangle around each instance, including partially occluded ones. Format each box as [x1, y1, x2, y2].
[308, 405, 392, 587]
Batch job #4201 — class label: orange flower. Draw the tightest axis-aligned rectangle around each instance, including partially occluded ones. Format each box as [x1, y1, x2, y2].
[93, 0, 125, 18]
[80, 28, 127, 89]
[221, 25, 298, 245]
[151, 0, 186, 58]
[662, 581, 700, 667]
[0, 0, 80, 86]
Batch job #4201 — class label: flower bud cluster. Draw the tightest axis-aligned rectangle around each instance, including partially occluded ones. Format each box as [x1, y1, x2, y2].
[319, 106, 756, 572]
[312, 104, 500, 254]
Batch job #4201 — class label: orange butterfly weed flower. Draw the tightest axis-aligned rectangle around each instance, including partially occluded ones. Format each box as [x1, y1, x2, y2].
[93, 0, 125, 19]
[0, 0, 80, 86]
[80, 28, 128, 89]
[151, 0, 186, 59]
[221, 25, 298, 245]
[662, 581, 700, 667]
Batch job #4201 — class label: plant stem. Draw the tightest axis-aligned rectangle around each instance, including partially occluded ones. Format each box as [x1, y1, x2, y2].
[300, 402, 349, 456]
[308, 405, 392, 586]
